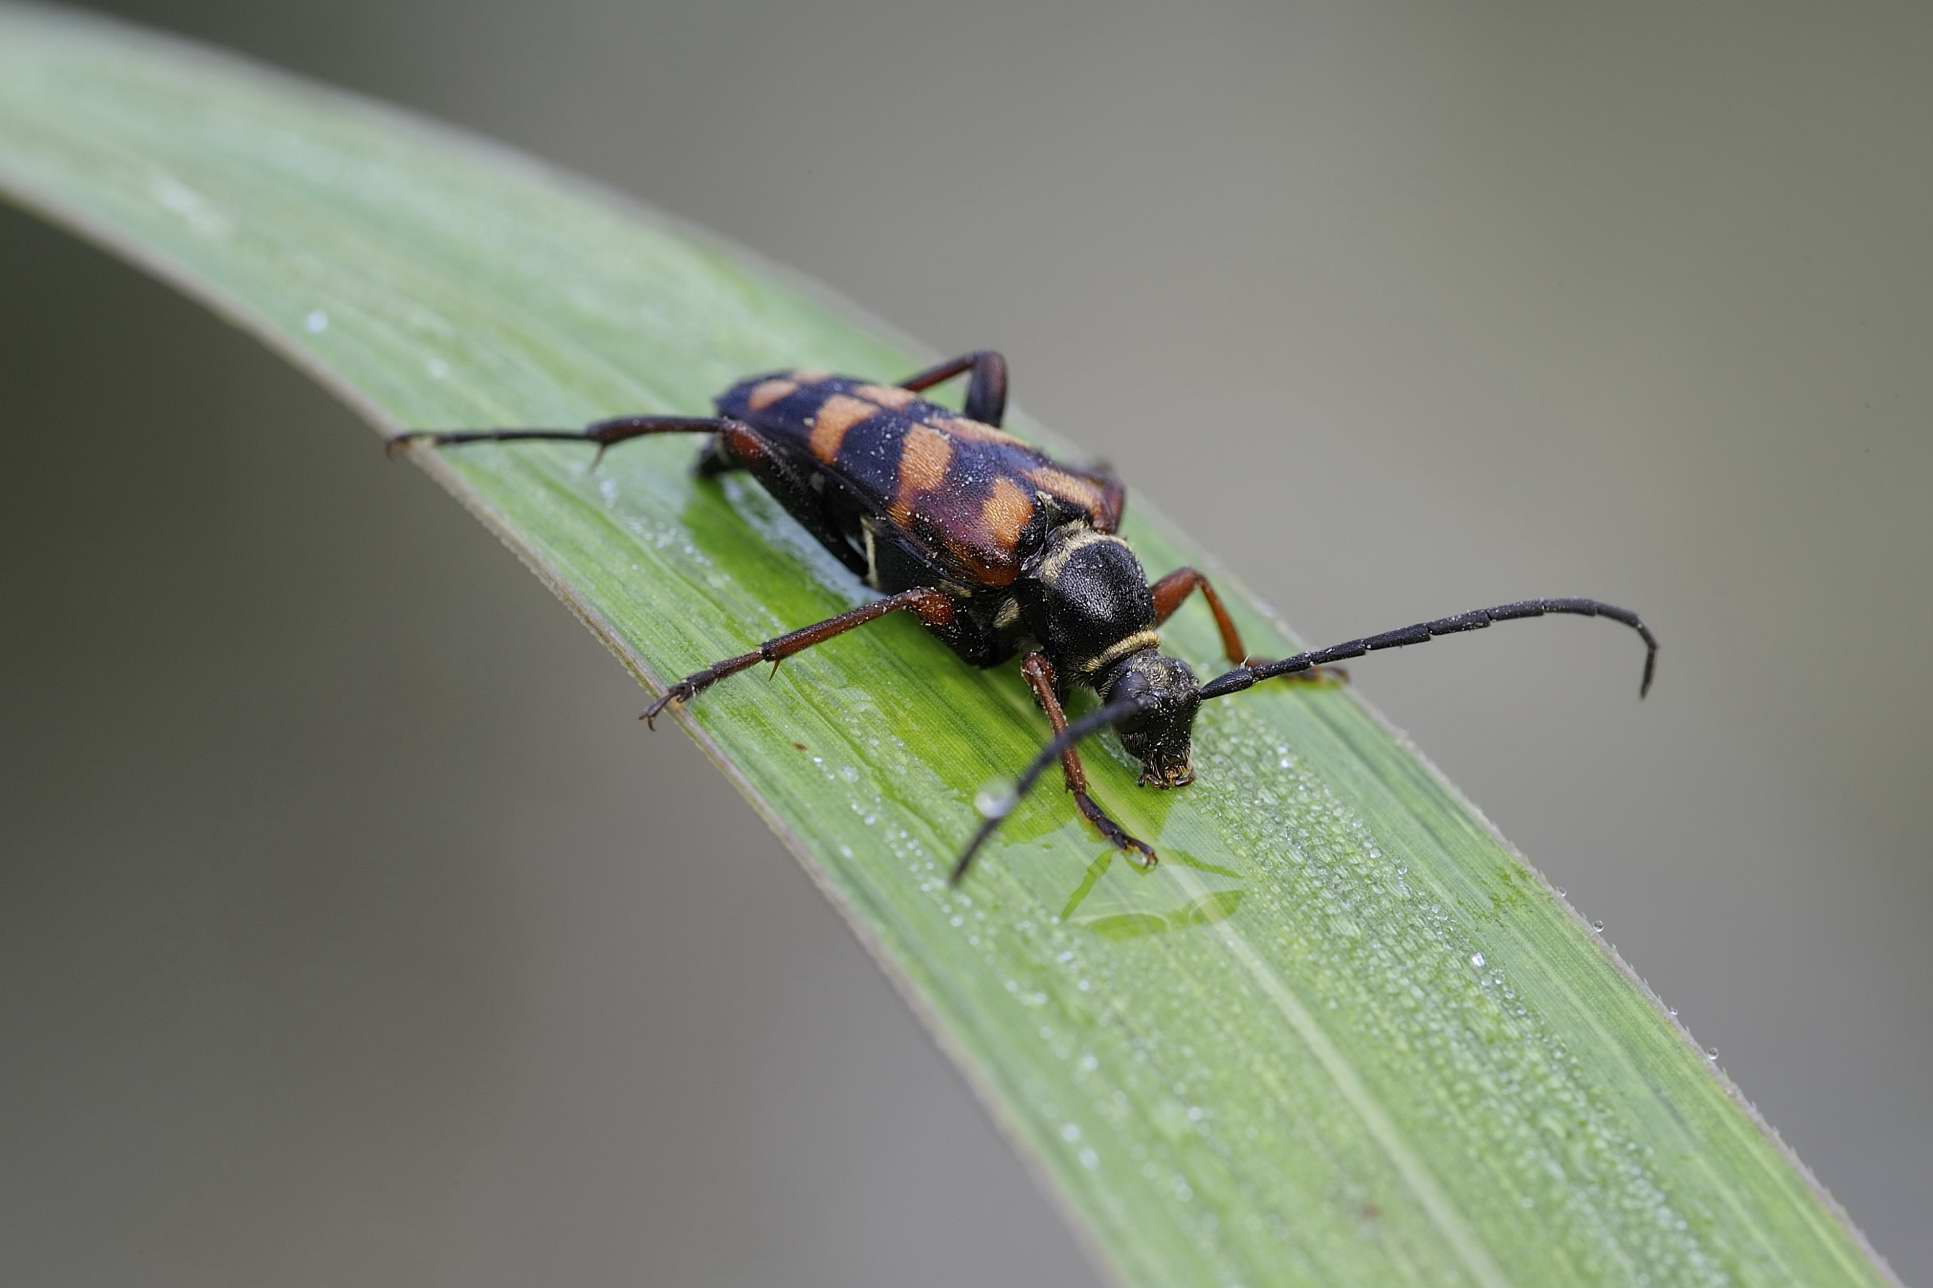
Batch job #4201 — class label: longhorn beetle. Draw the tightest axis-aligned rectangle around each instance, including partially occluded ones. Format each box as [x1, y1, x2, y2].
[391, 351, 1656, 884]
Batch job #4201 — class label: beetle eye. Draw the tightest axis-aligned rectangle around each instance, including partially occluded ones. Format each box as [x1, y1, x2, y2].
[1109, 666, 1152, 712]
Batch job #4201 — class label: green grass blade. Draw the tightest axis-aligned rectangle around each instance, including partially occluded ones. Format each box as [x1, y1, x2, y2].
[0, 8, 1893, 1284]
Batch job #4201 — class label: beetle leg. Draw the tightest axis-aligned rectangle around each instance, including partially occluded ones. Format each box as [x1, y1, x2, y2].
[1020, 653, 1157, 867]
[642, 588, 958, 727]
[1149, 566, 1347, 683]
[1150, 567, 1248, 666]
[391, 414, 874, 582]
[1088, 461, 1128, 535]
[387, 414, 734, 465]
[897, 350, 1009, 426]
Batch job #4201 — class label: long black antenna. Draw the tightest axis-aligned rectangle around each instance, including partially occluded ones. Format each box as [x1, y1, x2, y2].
[1198, 597, 1657, 702]
[949, 696, 1153, 886]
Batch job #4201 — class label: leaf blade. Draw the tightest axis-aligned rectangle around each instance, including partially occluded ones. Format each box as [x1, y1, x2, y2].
[0, 9, 1891, 1285]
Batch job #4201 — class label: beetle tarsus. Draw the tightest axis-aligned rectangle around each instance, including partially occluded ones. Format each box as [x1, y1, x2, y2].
[385, 431, 434, 458]
[1076, 792, 1157, 868]
[639, 684, 693, 729]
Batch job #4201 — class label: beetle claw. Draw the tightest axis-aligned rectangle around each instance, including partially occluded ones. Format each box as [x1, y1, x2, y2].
[640, 683, 695, 728]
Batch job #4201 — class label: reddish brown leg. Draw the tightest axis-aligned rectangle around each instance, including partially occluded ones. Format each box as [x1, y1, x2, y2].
[642, 588, 957, 726]
[392, 414, 873, 581]
[897, 350, 1009, 425]
[1020, 652, 1157, 867]
[1150, 567, 1248, 665]
[1150, 567, 1347, 683]
[387, 414, 732, 464]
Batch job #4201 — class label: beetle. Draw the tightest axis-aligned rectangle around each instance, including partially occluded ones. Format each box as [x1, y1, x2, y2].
[391, 350, 1655, 883]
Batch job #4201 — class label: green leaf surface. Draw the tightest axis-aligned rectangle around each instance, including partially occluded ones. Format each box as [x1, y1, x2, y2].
[0, 9, 1892, 1284]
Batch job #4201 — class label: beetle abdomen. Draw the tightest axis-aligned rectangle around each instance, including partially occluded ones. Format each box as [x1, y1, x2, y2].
[717, 370, 1122, 588]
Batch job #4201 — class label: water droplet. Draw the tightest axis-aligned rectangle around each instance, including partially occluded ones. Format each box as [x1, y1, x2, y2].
[1555, 886, 1567, 896]
[975, 783, 1016, 819]
[304, 309, 329, 334]
[1591, 919, 1605, 933]
[1706, 1047, 1719, 1062]
[1667, 1007, 1679, 1019]
[1470, 952, 1486, 968]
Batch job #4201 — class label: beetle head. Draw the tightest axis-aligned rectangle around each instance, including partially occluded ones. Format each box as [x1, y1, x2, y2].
[1102, 649, 1200, 787]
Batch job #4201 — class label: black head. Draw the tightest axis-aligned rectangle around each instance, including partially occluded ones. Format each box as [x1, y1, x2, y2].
[1100, 649, 1201, 787]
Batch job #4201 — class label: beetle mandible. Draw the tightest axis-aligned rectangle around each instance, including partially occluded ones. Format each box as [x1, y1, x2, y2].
[391, 350, 1655, 882]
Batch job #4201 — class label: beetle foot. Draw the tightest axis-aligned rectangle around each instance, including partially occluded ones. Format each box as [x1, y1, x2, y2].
[640, 678, 703, 729]
[1075, 792, 1158, 869]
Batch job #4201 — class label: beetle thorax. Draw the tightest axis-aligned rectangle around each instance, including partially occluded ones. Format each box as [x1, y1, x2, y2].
[1021, 524, 1158, 682]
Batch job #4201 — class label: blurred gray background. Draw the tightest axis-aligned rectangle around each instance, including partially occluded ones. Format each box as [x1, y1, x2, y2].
[4, 2, 1928, 1284]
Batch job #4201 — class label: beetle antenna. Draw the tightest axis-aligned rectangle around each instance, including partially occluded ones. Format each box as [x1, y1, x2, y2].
[1197, 597, 1657, 703]
[949, 696, 1154, 886]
